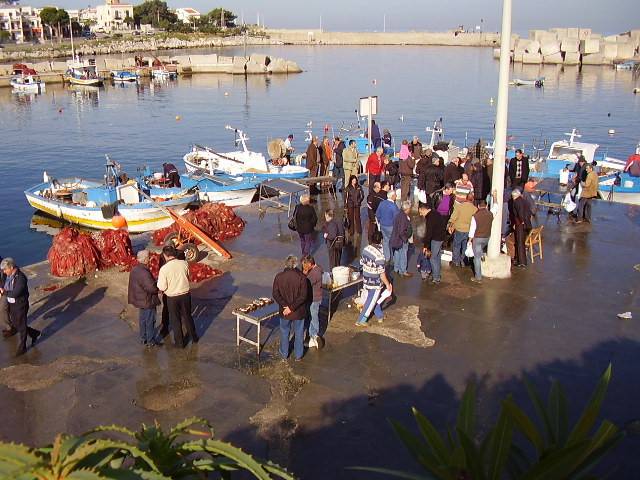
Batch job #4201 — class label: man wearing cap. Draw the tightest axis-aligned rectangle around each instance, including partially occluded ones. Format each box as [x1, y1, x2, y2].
[409, 136, 423, 158]
[128, 250, 162, 347]
[162, 162, 181, 188]
[509, 188, 532, 267]
[366, 147, 385, 192]
[508, 149, 530, 189]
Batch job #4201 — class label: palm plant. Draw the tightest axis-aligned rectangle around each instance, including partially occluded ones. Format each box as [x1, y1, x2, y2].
[353, 364, 624, 480]
[0, 418, 294, 479]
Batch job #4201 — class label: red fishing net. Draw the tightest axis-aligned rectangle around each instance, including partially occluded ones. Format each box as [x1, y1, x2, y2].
[47, 227, 101, 277]
[152, 203, 245, 246]
[92, 229, 137, 270]
[147, 252, 222, 282]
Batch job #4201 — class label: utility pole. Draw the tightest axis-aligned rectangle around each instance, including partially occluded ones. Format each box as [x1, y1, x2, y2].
[220, 8, 224, 28]
[383, 14, 386, 33]
[485, 0, 512, 278]
[319, 15, 322, 33]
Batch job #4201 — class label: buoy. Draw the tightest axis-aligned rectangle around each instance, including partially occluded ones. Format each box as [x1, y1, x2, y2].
[111, 215, 127, 229]
[175, 115, 181, 121]
[58, 108, 63, 113]
[224, 91, 229, 96]
[372, 79, 377, 85]
[489, 97, 494, 104]
[399, 115, 404, 122]
[608, 129, 615, 135]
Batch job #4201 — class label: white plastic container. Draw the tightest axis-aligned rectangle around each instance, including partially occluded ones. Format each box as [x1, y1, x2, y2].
[624, 180, 634, 188]
[332, 266, 350, 286]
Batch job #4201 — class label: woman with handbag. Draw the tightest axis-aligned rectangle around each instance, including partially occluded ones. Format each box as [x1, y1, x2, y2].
[292, 195, 317, 256]
[344, 175, 364, 245]
[323, 209, 345, 269]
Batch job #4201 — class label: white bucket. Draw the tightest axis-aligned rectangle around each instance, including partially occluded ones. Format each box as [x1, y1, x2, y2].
[332, 266, 350, 286]
[624, 180, 634, 188]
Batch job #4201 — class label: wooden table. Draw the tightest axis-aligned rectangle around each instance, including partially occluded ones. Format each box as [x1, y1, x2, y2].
[234, 302, 280, 356]
[322, 276, 364, 323]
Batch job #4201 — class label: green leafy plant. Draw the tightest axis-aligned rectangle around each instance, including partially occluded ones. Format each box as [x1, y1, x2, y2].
[0, 418, 294, 479]
[352, 364, 624, 480]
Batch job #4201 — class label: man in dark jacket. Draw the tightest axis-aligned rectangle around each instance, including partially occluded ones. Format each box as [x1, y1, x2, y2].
[0, 257, 11, 336]
[418, 203, 447, 283]
[399, 153, 416, 203]
[333, 137, 345, 191]
[382, 156, 399, 189]
[323, 209, 345, 269]
[508, 149, 530, 189]
[444, 156, 463, 185]
[423, 155, 444, 195]
[366, 181, 383, 243]
[128, 250, 162, 346]
[273, 255, 310, 361]
[1, 258, 40, 356]
[294, 194, 318, 256]
[162, 162, 181, 187]
[305, 136, 320, 178]
[390, 201, 413, 277]
[302, 255, 323, 349]
[508, 189, 532, 268]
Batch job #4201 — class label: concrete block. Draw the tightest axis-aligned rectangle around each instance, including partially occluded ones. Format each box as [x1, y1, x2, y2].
[566, 27, 579, 38]
[580, 39, 600, 54]
[50, 61, 67, 72]
[551, 27, 568, 38]
[543, 52, 564, 64]
[603, 35, 617, 43]
[32, 61, 51, 72]
[123, 57, 136, 67]
[0, 64, 12, 75]
[590, 33, 602, 40]
[249, 54, 269, 66]
[285, 60, 302, 73]
[189, 54, 218, 66]
[522, 52, 543, 64]
[615, 34, 630, 44]
[528, 29, 549, 42]
[616, 43, 635, 59]
[217, 55, 233, 64]
[525, 40, 540, 53]
[231, 56, 248, 74]
[267, 57, 287, 73]
[582, 53, 612, 65]
[171, 55, 191, 65]
[578, 28, 592, 40]
[512, 51, 524, 63]
[540, 40, 561, 56]
[603, 43, 618, 59]
[104, 58, 123, 70]
[561, 39, 579, 53]
[563, 52, 581, 65]
[245, 60, 267, 74]
[493, 47, 501, 59]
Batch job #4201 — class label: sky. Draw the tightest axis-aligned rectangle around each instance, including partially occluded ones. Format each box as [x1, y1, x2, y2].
[25, 0, 638, 35]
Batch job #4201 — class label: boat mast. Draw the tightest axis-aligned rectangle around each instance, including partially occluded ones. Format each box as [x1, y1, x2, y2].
[69, 17, 76, 62]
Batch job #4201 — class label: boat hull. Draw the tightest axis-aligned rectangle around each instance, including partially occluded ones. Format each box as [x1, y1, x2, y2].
[196, 188, 257, 206]
[184, 152, 309, 180]
[66, 76, 104, 87]
[11, 81, 45, 93]
[598, 174, 640, 205]
[24, 188, 196, 233]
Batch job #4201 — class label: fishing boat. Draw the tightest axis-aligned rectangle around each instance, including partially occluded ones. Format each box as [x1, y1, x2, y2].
[10, 64, 46, 93]
[528, 129, 626, 179]
[183, 126, 309, 180]
[598, 142, 640, 205]
[138, 168, 258, 207]
[24, 159, 197, 232]
[65, 58, 104, 86]
[151, 68, 177, 80]
[614, 60, 637, 71]
[510, 77, 544, 87]
[110, 70, 139, 83]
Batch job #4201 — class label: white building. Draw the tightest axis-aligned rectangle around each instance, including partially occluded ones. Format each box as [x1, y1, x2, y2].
[0, 4, 43, 43]
[79, 7, 98, 26]
[174, 7, 200, 24]
[95, 0, 133, 33]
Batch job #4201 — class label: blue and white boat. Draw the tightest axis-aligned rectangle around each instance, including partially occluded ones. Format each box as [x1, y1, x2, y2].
[25, 159, 196, 232]
[110, 70, 139, 83]
[138, 169, 258, 207]
[528, 129, 626, 179]
[183, 126, 309, 181]
[598, 142, 640, 205]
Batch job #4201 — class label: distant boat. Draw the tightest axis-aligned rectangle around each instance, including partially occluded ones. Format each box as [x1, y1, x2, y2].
[599, 142, 640, 205]
[510, 77, 544, 87]
[614, 60, 637, 71]
[10, 64, 45, 93]
[110, 70, 139, 83]
[24, 158, 196, 232]
[183, 126, 309, 180]
[65, 58, 104, 86]
[528, 128, 626, 179]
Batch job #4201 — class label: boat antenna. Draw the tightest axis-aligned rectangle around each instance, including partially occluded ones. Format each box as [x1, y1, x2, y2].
[69, 17, 76, 61]
[565, 128, 581, 145]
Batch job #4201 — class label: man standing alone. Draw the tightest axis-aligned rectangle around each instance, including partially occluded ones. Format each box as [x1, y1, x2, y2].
[468, 200, 494, 283]
[128, 250, 162, 346]
[356, 230, 392, 326]
[157, 246, 199, 347]
[0, 258, 40, 356]
[273, 255, 310, 361]
[576, 164, 598, 224]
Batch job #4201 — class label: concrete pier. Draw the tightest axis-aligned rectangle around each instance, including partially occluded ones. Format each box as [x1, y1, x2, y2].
[1, 195, 639, 478]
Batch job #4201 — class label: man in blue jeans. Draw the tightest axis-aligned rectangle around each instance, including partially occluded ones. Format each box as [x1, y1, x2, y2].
[448, 195, 477, 267]
[356, 230, 393, 326]
[127, 250, 162, 347]
[302, 255, 323, 349]
[375, 189, 400, 262]
[272, 255, 310, 361]
[418, 202, 447, 284]
[468, 199, 497, 283]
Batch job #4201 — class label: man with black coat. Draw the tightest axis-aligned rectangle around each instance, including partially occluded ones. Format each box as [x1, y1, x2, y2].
[418, 203, 447, 284]
[0, 257, 11, 336]
[272, 255, 310, 361]
[293, 194, 318, 256]
[128, 250, 162, 347]
[323, 209, 345, 269]
[508, 189, 532, 268]
[444, 157, 463, 185]
[0, 258, 40, 356]
[508, 149, 530, 189]
[366, 181, 384, 243]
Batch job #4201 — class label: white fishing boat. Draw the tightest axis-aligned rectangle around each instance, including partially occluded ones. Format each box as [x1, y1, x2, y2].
[10, 64, 45, 93]
[151, 68, 177, 80]
[529, 129, 626, 179]
[510, 77, 544, 87]
[110, 70, 139, 83]
[65, 58, 104, 86]
[598, 142, 640, 205]
[183, 126, 309, 180]
[24, 159, 196, 232]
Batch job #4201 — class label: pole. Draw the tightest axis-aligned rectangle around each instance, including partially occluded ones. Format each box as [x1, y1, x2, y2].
[368, 96, 373, 155]
[487, 0, 511, 258]
[319, 15, 322, 33]
[383, 14, 386, 33]
[69, 17, 75, 60]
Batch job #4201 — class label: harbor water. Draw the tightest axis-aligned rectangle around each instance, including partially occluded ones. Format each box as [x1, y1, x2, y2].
[1, 45, 639, 265]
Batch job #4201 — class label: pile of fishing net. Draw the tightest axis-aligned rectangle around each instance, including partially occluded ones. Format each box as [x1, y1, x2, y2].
[92, 229, 137, 270]
[147, 252, 222, 282]
[48, 227, 101, 277]
[152, 203, 245, 246]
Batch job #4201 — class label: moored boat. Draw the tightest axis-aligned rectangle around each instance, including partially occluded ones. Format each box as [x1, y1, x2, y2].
[10, 64, 45, 93]
[65, 58, 104, 86]
[598, 143, 640, 205]
[510, 77, 544, 87]
[110, 70, 139, 83]
[183, 126, 309, 180]
[24, 160, 196, 232]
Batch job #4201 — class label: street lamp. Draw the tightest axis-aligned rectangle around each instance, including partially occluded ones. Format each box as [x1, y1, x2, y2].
[485, 0, 512, 278]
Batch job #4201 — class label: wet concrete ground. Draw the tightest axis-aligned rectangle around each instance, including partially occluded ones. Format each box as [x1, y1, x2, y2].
[1, 196, 639, 478]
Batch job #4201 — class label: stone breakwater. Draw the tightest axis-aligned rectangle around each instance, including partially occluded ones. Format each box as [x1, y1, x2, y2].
[495, 27, 640, 65]
[0, 34, 281, 62]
